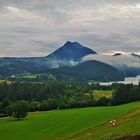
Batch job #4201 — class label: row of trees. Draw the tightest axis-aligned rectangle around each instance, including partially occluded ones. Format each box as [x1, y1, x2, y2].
[0, 82, 96, 119]
[112, 83, 140, 105]
[0, 81, 140, 119]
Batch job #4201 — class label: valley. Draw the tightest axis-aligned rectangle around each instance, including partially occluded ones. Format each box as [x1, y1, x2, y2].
[0, 0, 140, 139]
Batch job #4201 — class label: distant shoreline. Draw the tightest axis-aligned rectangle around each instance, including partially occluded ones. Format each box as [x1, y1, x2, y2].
[99, 75, 140, 85]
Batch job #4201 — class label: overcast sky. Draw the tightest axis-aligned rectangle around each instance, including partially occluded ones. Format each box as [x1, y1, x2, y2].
[0, 0, 140, 57]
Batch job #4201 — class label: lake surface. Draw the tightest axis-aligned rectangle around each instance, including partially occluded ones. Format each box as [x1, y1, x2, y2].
[99, 75, 140, 85]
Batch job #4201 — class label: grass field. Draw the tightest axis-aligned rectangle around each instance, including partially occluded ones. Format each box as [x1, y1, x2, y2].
[0, 80, 7, 83]
[16, 74, 55, 80]
[93, 90, 112, 99]
[0, 102, 138, 140]
[0, 80, 11, 84]
[72, 102, 140, 140]
[17, 75, 38, 79]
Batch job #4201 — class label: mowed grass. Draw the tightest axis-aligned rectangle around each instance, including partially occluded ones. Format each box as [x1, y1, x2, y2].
[0, 102, 137, 140]
[93, 90, 112, 99]
[0, 80, 6, 83]
[0, 80, 11, 84]
[17, 75, 38, 79]
[72, 102, 140, 140]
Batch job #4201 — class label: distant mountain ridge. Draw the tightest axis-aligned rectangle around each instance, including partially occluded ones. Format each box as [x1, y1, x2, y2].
[112, 53, 140, 76]
[131, 53, 140, 58]
[0, 41, 131, 82]
[113, 53, 122, 56]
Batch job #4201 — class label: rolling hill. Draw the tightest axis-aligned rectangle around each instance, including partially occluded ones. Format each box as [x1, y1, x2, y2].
[84, 53, 140, 77]
[72, 102, 140, 140]
[12, 60, 124, 82]
[48, 60, 124, 82]
[0, 102, 138, 140]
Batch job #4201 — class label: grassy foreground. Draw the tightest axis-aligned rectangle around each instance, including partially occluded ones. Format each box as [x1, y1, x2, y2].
[0, 102, 138, 140]
[72, 102, 140, 140]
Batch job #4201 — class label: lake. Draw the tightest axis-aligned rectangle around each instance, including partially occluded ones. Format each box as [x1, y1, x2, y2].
[99, 75, 140, 85]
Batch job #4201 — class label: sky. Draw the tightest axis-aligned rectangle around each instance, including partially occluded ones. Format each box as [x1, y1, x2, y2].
[0, 0, 140, 57]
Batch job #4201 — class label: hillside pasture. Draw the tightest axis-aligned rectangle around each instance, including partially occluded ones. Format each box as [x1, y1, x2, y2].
[72, 102, 140, 140]
[0, 102, 137, 140]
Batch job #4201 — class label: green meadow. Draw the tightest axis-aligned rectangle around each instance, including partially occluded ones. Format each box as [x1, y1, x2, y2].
[93, 90, 112, 99]
[73, 102, 140, 140]
[0, 102, 138, 140]
[17, 74, 38, 79]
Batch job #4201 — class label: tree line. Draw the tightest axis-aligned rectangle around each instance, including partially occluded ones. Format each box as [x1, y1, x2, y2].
[112, 82, 140, 105]
[0, 81, 140, 119]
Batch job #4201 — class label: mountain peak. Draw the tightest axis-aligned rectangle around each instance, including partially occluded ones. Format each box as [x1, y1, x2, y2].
[113, 53, 122, 56]
[46, 41, 97, 62]
[64, 41, 84, 49]
[65, 41, 80, 44]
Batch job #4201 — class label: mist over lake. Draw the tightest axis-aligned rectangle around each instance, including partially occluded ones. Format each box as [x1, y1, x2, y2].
[99, 75, 140, 85]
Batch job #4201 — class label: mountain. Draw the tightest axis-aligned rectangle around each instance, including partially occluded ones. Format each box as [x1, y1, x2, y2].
[1, 59, 124, 82]
[46, 41, 97, 67]
[0, 41, 125, 82]
[83, 53, 140, 77]
[113, 53, 122, 56]
[46, 60, 124, 82]
[0, 41, 97, 76]
[47, 41, 97, 61]
[131, 53, 140, 58]
[114, 64, 140, 77]
[112, 54, 140, 76]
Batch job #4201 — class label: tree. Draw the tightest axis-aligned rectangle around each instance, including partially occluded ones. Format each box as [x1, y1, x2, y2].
[6, 105, 13, 118]
[8, 100, 29, 120]
[39, 100, 48, 111]
[97, 97, 111, 106]
[111, 84, 140, 105]
[0, 102, 3, 114]
[2, 99, 11, 108]
[29, 101, 40, 112]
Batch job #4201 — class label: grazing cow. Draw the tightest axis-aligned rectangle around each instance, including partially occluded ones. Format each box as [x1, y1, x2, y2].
[109, 119, 117, 127]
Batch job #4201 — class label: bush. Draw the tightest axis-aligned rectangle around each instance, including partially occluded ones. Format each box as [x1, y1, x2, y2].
[97, 97, 111, 106]
[7, 100, 29, 120]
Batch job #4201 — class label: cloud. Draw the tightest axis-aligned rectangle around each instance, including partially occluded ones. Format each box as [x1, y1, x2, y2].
[4, 6, 44, 20]
[82, 54, 140, 68]
[0, 0, 140, 57]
